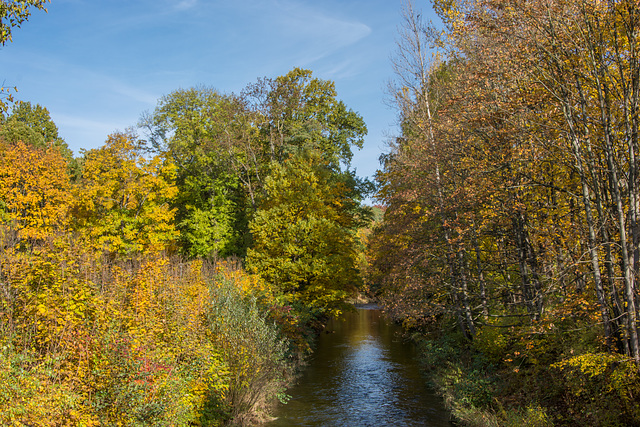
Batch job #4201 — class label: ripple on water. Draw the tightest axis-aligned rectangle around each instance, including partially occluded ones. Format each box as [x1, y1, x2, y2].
[268, 308, 453, 426]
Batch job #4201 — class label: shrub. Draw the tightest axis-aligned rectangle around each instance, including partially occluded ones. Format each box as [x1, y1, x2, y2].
[552, 352, 640, 426]
[207, 277, 292, 422]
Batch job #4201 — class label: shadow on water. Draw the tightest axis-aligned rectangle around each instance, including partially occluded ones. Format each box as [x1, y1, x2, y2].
[268, 306, 454, 426]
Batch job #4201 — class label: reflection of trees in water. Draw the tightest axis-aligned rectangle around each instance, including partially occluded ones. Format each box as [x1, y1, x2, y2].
[268, 308, 452, 426]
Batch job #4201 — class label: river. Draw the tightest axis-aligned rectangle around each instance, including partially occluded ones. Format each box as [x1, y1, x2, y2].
[267, 305, 453, 426]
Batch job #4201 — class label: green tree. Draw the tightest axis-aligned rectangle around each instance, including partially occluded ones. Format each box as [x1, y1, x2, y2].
[140, 87, 249, 257]
[142, 69, 370, 258]
[247, 152, 363, 317]
[0, 101, 74, 161]
[245, 67, 367, 168]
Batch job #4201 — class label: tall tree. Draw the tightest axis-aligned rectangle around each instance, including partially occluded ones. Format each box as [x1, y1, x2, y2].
[72, 132, 178, 255]
[140, 87, 249, 257]
[141, 69, 369, 258]
[243, 68, 367, 168]
[247, 152, 363, 317]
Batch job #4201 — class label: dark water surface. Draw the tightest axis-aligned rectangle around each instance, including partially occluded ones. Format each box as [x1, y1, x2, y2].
[268, 306, 453, 426]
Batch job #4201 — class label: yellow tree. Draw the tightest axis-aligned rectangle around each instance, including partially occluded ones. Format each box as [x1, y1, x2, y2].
[0, 140, 71, 240]
[72, 132, 178, 254]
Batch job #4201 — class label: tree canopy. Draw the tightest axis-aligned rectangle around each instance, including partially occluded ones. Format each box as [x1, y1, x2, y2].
[367, 1, 640, 424]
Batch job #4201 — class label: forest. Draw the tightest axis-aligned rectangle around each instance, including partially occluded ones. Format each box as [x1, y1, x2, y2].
[0, 74, 370, 424]
[4, 0, 640, 426]
[369, 0, 640, 425]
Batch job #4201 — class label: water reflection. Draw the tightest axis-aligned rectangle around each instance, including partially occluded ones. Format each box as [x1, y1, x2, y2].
[268, 307, 453, 426]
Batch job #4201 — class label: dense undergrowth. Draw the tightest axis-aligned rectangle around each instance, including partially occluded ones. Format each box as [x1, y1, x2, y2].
[0, 227, 319, 426]
[398, 316, 640, 427]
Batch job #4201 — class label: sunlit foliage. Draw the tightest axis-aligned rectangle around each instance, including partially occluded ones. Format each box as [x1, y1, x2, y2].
[0, 140, 71, 240]
[248, 153, 363, 317]
[71, 132, 179, 254]
[370, 0, 640, 424]
[0, 227, 292, 425]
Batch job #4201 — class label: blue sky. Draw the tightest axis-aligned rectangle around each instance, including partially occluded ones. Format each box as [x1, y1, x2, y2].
[2, 0, 439, 182]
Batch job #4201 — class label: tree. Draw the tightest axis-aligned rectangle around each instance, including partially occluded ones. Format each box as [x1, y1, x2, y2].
[140, 87, 249, 257]
[460, 0, 640, 363]
[0, 101, 74, 162]
[244, 67, 367, 168]
[247, 152, 362, 317]
[0, 139, 71, 240]
[72, 132, 178, 254]
[141, 69, 370, 258]
[241, 69, 370, 316]
[369, 0, 640, 423]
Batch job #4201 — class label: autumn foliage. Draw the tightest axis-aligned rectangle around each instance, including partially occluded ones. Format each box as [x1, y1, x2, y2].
[0, 140, 71, 240]
[368, 0, 640, 424]
[0, 64, 369, 424]
[0, 224, 303, 425]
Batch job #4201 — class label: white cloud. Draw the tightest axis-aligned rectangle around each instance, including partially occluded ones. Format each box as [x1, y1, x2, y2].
[284, 4, 370, 42]
[318, 59, 363, 80]
[276, 1, 372, 50]
[235, 0, 371, 66]
[174, 0, 197, 11]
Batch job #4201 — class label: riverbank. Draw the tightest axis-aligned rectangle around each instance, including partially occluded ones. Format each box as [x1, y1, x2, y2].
[0, 232, 320, 427]
[406, 327, 640, 427]
[412, 332, 551, 427]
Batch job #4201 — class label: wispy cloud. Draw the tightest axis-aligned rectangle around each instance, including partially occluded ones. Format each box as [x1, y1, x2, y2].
[174, 0, 197, 11]
[275, 1, 372, 50]
[105, 77, 159, 106]
[9, 51, 160, 106]
[53, 113, 121, 135]
[266, 0, 372, 67]
[318, 59, 364, 80]
[239, 0, 371, 66]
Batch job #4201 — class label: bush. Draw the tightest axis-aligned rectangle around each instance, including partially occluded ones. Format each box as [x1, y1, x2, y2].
[552, 352, 640, 426]
[0, 229, 282, 425]
[207, 277, 292, 422]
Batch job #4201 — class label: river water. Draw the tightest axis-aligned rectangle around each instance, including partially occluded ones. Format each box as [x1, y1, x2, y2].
[267, 306, 453, 426]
